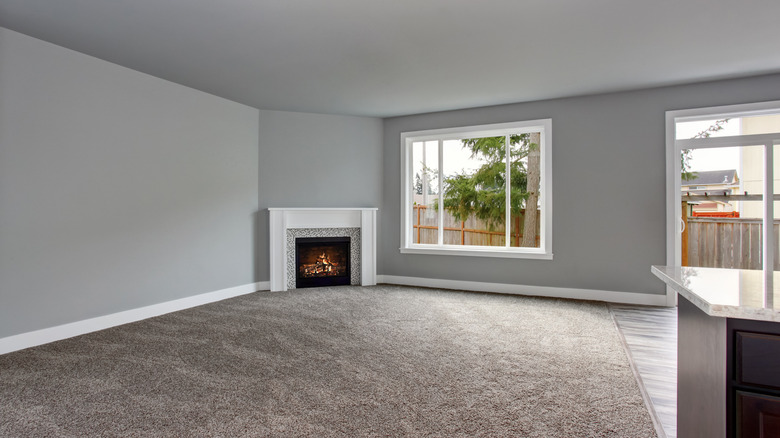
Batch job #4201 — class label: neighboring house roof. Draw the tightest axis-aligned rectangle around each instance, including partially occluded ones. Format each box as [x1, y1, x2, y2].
[682, 169, 739, 186]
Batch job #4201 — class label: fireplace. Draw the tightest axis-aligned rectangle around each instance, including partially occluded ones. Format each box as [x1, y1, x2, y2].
[295, 237, 351, 288]
[268, 208, 376, 291]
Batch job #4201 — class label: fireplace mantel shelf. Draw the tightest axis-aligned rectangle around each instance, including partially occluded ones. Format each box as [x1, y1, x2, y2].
[268, 208, 377, 292]
[268, 208, 378, 211]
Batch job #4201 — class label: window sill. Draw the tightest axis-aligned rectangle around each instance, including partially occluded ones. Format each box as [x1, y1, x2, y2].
[400, 246, 553, 260]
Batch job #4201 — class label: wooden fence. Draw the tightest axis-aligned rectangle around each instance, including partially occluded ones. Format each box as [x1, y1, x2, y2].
[412, 205, 540, 247]
[686, 217, 780, 270]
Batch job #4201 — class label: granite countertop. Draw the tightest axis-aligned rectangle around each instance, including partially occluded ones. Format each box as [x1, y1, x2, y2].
[652, 265, 780, 322]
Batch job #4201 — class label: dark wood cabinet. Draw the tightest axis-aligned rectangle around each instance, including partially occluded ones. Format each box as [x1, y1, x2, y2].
[736, 391, 780, 438]
[736, 332, 780, 390]
[728, 321, 780, 438]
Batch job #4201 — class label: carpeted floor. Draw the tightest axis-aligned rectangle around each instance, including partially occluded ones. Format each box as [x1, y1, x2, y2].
[0, 285, 657, 437]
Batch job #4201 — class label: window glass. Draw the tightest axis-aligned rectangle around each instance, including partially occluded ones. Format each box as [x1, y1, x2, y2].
[676, 118, 740, 140]
[511, 132, 541, 248]
[411, 141, 439, 244]
[680, 139, 777, 270]
[442, 136, 505, 247]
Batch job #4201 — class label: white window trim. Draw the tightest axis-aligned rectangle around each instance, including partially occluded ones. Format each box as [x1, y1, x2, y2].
[400, 119, 553, 259]
[665, 100, 780, 306]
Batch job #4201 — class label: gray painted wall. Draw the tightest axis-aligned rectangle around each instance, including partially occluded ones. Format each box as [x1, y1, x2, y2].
[381, 74, 780, 297]
[0, 28, 259, 338]
[256, 110, 383, 281]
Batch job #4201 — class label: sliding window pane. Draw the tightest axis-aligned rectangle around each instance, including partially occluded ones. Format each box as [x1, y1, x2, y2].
[411, 141, 439, 244]
[738, 114, 780, 137]
[442, 137, 505, 247]
[681, 145, 763, 269]
[775, 144, 780, 271]
[510, 132, 542, 248]
[676, 118, 739, 140]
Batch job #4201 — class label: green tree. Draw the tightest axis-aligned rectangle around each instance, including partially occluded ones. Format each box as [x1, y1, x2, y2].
[414, 172, 423, 195]
[414, 166, 438, 197]
[681, 149, 697, 182]
[440, 134, 538, 245]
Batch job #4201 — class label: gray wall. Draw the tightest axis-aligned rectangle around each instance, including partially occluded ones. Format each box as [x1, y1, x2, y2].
[381, 74, 780, 296]
[256, 110, 383, 281]
[0, 28, 260, 338]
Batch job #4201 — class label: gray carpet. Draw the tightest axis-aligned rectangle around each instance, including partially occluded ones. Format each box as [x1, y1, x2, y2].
[0, 285, 657, 437]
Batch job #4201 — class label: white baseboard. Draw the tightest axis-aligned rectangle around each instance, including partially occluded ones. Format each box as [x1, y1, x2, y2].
[377, 275, 668, 307]
[0, 281, 269, 355]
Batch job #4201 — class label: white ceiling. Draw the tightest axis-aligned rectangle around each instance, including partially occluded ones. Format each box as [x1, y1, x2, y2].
[1, 0, 779, 117]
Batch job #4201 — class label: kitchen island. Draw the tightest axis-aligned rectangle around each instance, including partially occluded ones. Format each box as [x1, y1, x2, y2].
[652, 266, 780, 438]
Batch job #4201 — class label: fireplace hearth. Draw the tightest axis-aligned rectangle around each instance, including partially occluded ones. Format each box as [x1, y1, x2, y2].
[295, 237, 351, 288]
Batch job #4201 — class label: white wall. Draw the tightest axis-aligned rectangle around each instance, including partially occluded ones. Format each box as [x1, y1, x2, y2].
[0, 28, 260, 338]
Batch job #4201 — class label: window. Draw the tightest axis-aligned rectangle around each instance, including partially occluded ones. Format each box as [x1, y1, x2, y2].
[400, 119, 552, 259]
[666, 101, 780, 275]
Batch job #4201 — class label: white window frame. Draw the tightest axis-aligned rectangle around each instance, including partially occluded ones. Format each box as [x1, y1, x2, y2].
[665, 100, 780, 305]
[400, 119, 553, 259]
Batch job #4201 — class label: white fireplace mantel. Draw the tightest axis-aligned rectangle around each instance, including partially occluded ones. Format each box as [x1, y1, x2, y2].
[268, 208, 377, 291]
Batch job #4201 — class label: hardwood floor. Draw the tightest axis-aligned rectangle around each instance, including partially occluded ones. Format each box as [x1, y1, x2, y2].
[610, 304, 678, 438]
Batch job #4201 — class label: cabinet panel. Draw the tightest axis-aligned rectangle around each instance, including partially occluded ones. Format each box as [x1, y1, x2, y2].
[736, 332, 780, 390]
[737, 391, 780, 438]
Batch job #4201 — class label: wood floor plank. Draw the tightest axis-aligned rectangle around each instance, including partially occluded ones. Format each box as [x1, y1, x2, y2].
[610, 304, 677, 438]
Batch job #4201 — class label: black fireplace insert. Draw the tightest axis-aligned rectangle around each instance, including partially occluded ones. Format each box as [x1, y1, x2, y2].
[295, 236, 351, 288]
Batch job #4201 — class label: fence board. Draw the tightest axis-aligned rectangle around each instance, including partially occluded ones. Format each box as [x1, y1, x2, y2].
[751, 223, 761, 269]
[733, 223, 743, 269]
[742, 224, 753, 269]
[722, 223, 732, 268]
[703, 222, 713, 267]
[690, 219, 699, 266]
[776, 224, 780, 270]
